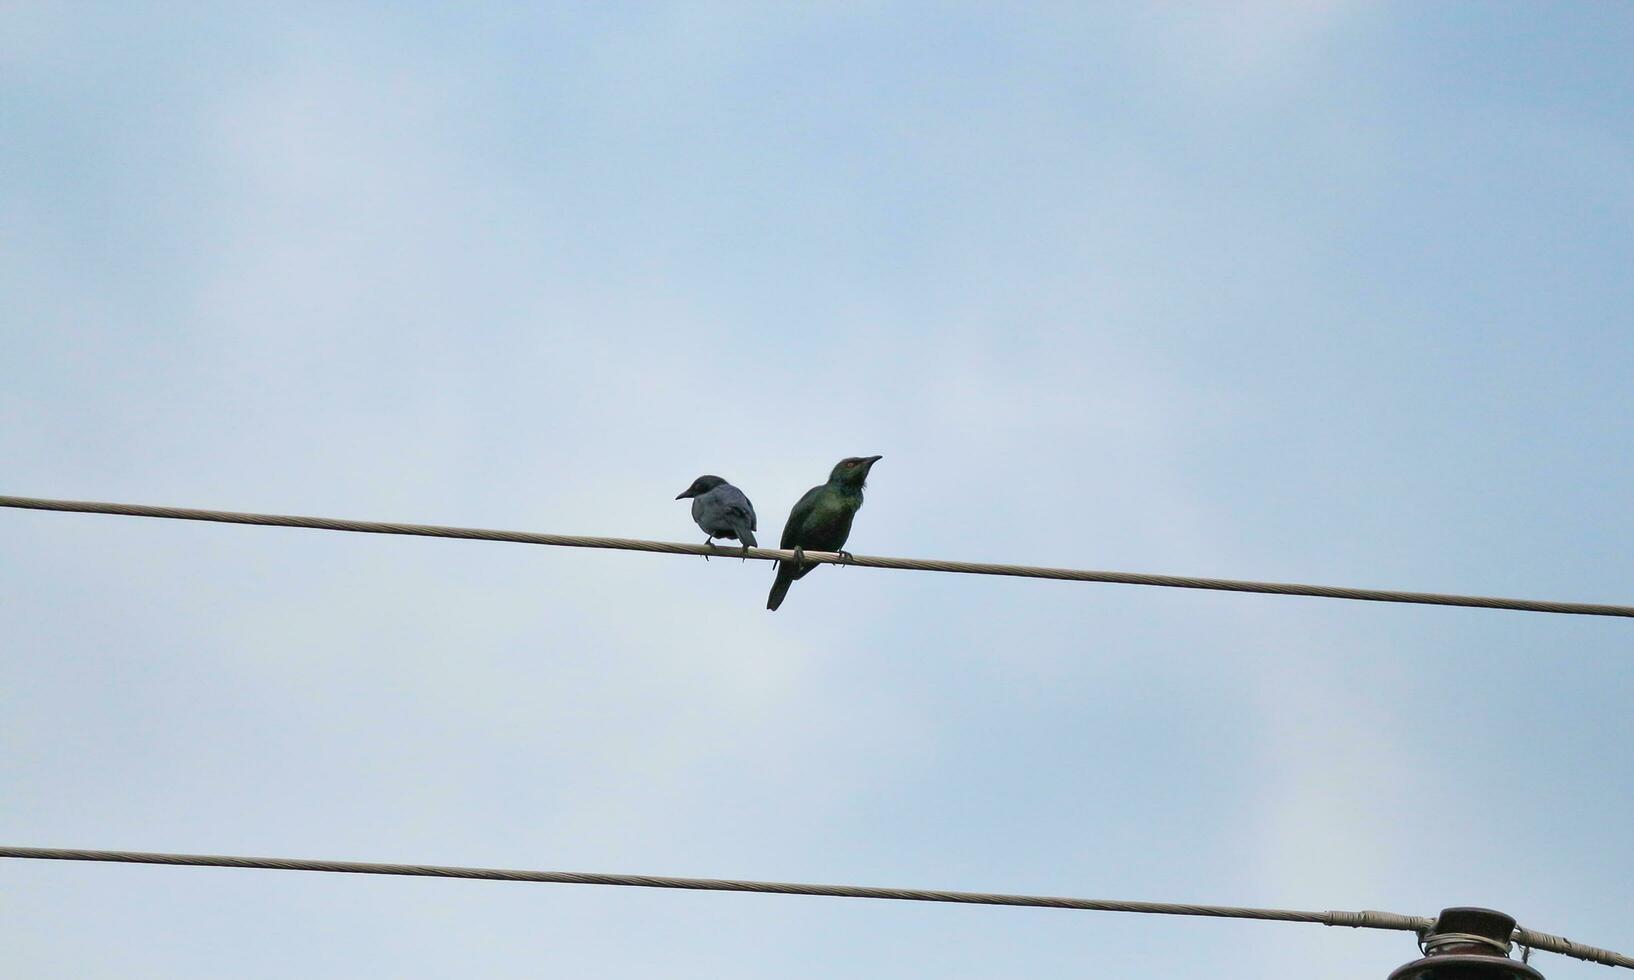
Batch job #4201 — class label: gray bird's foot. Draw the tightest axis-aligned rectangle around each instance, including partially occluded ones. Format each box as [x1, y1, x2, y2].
[741, 544, 752, 562]
[702, 537, 714, 561]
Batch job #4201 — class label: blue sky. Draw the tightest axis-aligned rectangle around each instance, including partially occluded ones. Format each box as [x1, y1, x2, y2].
[3, 4, 1631, 977]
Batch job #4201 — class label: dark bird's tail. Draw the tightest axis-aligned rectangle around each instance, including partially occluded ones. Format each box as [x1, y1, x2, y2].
[766, 562, 795, 611]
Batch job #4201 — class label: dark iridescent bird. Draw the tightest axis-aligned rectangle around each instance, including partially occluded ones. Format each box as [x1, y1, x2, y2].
[676, 475, 758, 558]
[766, 455, 883, 611]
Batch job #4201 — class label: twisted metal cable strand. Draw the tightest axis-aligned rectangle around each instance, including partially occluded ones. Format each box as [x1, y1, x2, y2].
[0, 846, 1411, 924]
[1516, 928, 1634, 971]
[3, 495, 1631, 618]
[4, 848, 1628, 970]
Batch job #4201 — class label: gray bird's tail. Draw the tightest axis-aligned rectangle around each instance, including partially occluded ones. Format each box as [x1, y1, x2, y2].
[766, 562, 794, 611]
[733, 522, 758, 549]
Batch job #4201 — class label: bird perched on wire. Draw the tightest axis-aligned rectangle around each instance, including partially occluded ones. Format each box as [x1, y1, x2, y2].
[676, 475, 758, 559]
[767, 455, 882, 611]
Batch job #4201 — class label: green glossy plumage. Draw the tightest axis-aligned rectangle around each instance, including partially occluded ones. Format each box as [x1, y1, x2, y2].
[767, 456, 881, 611]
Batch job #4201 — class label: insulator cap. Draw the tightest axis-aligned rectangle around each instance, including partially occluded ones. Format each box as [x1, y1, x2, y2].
[1388, 908, 1545, 980]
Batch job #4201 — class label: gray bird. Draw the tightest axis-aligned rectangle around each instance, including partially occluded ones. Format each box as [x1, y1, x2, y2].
[676, 475, 758, 558]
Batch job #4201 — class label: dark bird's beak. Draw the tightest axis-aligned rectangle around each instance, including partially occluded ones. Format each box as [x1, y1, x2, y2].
[864, 455, 883, 466]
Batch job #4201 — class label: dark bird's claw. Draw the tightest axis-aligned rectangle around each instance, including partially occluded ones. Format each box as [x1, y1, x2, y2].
[792, 546, 806, 567]
[836, 550, 855, 565]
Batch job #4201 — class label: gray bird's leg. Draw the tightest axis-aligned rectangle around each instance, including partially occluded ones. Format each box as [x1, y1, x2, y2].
[702, 536, 714, 560]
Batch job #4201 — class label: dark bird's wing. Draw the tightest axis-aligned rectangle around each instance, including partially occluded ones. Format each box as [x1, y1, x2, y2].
[779, 485, 825, 548]
[768, 485, 826, 610]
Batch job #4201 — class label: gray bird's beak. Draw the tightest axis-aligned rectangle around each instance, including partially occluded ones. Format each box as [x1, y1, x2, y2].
[675, 489, 693, 499]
